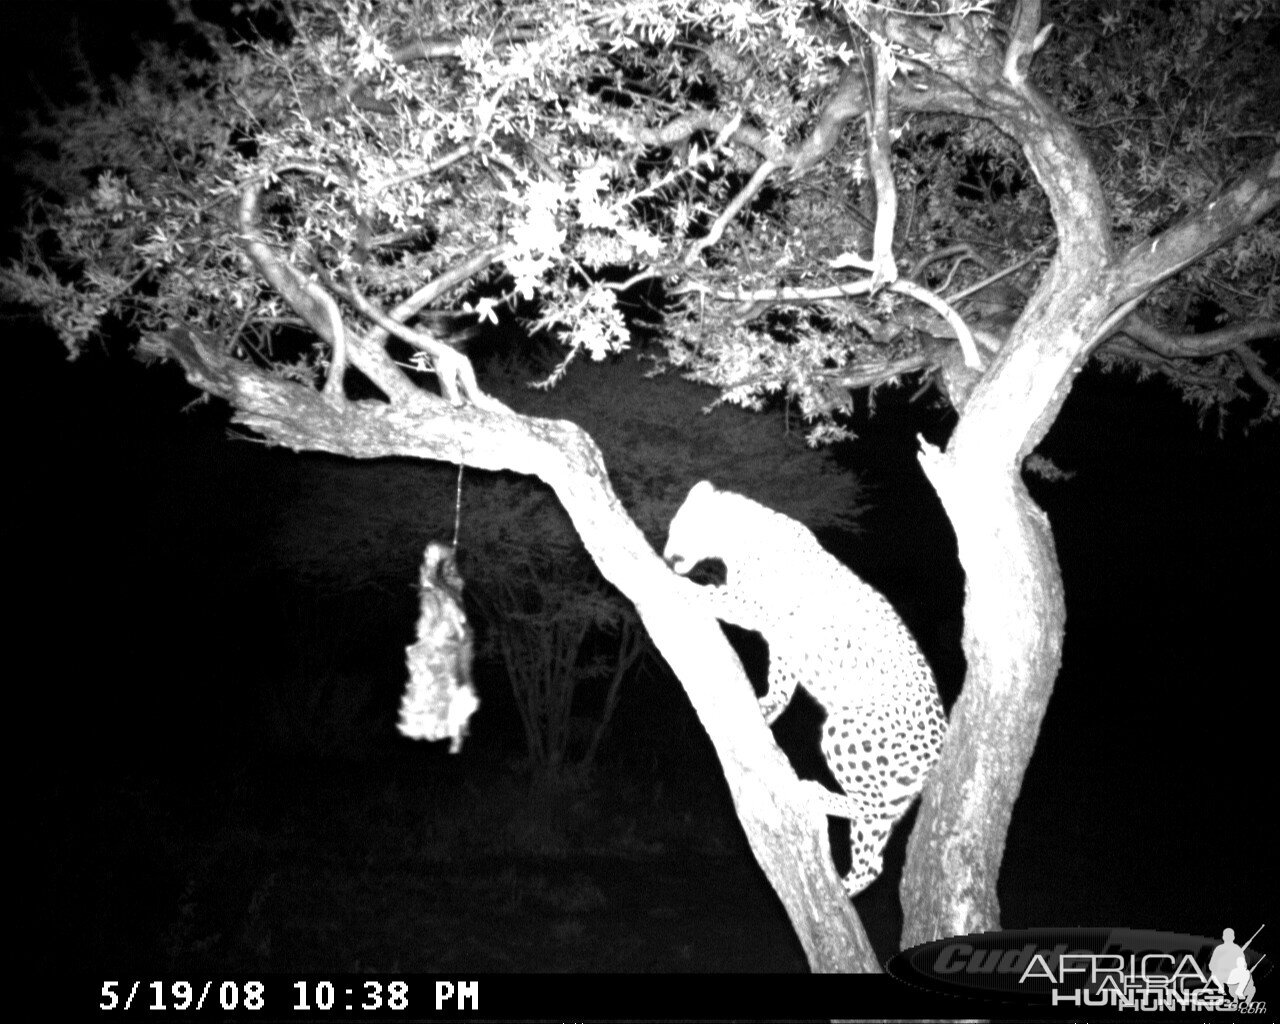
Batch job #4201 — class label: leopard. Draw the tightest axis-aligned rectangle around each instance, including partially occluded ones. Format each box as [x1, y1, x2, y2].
[663, 480, 947, 896]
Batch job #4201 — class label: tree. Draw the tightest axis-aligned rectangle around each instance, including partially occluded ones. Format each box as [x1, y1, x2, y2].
[4, 0, 1276, 972]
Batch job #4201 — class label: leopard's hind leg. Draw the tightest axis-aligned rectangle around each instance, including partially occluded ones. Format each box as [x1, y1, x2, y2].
[817, 690, 946, 896]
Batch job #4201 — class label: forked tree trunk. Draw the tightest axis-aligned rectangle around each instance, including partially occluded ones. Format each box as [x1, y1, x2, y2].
[896, 245, 1109, 943]
[892, 66, 1278, 947]
[902, 335, 1072, 944]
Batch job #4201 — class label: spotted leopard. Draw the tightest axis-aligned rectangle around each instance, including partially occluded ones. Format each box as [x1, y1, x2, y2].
[664, 480, 947, 896]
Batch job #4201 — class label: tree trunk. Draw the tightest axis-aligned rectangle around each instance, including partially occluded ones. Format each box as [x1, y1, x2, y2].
[899, 260, 1109, 943]
[882, 0, 1127, 941]
[902, 440, 1065, 943]
[894, 85, 1277, 946]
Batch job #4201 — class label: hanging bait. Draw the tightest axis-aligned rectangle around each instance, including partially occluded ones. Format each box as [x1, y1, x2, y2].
[398, 541, 479, 753]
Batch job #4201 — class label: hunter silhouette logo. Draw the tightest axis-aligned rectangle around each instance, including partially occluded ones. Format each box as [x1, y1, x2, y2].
[1209, 926, 1264, 1004]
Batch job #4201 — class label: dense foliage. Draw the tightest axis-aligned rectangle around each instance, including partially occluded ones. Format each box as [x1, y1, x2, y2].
[6, 0, 1275, 441]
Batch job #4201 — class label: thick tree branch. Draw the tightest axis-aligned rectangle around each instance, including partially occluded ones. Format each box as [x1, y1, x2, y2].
[607, 61, 869, 181]
[233, 165, 507, 410]
[1111, 151, 1280, 307]
[157, 327, 878, 972]
[235, 176, 418, 405]
[236, 181, 353, 402]
[1102, 335, 1247, 394]
[861, 17, 899, 290]
[832, 351, 933, 390]
[606, 109, 787, 165]
[1116, 312, 1280, 358]
[790, 64, 867, 177]
[893, 279, 983, 369]
[608, 50, 871, 177]
[390, 27, 543, 65]
[683, 275, 983, 372]
[1003, 0, 1054, 87]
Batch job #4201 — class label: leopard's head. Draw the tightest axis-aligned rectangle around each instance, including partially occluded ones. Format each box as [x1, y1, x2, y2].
[663, 480, 723, 575]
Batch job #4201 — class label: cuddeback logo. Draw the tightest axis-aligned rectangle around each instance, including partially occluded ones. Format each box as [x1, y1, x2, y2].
[887, 925, 1268, 1012]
